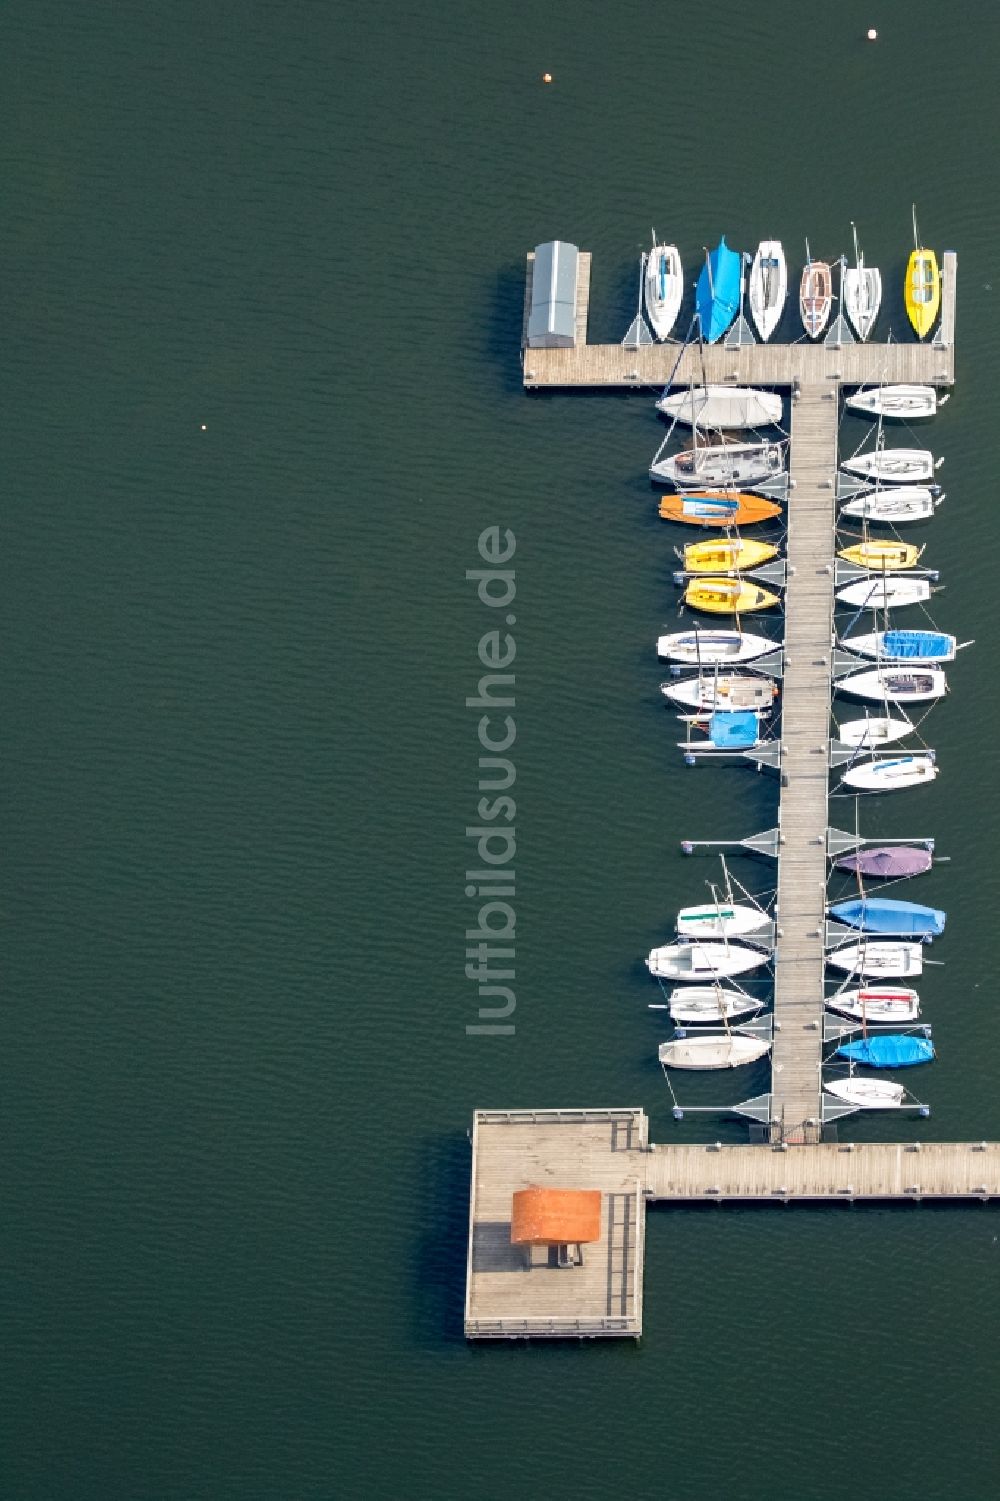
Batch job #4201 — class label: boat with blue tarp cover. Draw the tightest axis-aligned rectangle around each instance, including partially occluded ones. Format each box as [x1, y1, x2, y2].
[843, 629, 957, 664]
[696, 237, 742, 343]
[828, 897, 946, 937]
[836, 1034, 935, 1068]
[707, 710, 759, 749]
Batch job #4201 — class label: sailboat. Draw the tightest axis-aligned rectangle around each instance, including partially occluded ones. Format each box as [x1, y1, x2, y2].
[695, 237, 742, 343]
[835, 713, 913, 749]
[826, 941, 924, 978]
[825, 987, 922, 1024]
[684, 577, 780, 615]
[837, 540, 921, 571]
[835, 846, 933, 878]
[846, 385, 940, 421]
[681, 538, 779, 574]
[650, 439, 787, 490]
[841, 629, 957, 663]
[676, 887, 771, 940]
[799, 240, 832, 338]
[748, 240, 787, 340]
[660, 672, 778, 713]
[839, 753, 939, 792]
[828, 897, 945, 937]
[841, 448, 937, 484]
[644, 236, 684, 340]
[824, 1076, 905, 1109]
[658, 492, 783, 527]
[677, 709, 763, 752]
[842, 223, 882, 341]
[905, 206, 941, 340]
[839, 489, 940, 526]
[658, 1033, 770, 1069]
[655, 386, 782, 429]
[836, 667, 947, 704]
[667, 987, 763, 1024]
[836, 1033, 935, 1067]
[836, 574, 931, 609]
[646, 940, 770, 981]
[656, 628, 777, 665]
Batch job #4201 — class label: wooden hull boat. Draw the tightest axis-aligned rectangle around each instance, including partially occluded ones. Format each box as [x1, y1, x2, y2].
[826, 941, 924, 979]
[676, 902, 771, 940]
[841, 630, 956, 664]
[667, 988, 764, 1024]
[839, 753, 938, 792]
[800, 257, 832, 338]
[682, 538, 779, 574]
[835, 714, 913, 749]
[656, 386, 782, 429]
[838, 541, 921, 571]
[651, 441, 786, 490]
[749, 240, 787, 340]
[658, 491, 783, 527]
[684, 577, 781, 615]
[658, 1034, 770, 1069]
[825, 987, 921, 1025]
[839, 487, 940, 525]
[661, 673, 778, 712]
[836, 575, 931, 609]
[824, 1077, 905, 1109]
[656, 629, 777, 665]
[846, 385, 939, 420]
[841, 449, 936, 484]
[645, 242, 684, 339]
[905, 249, 941, 339]
[836, 667, 946, 704]
[646, 940, 770, 981]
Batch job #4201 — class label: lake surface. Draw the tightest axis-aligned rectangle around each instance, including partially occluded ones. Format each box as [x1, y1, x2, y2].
[3, 2, 999, 1497]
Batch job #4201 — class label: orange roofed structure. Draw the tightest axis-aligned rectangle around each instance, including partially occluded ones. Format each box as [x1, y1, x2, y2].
[510, 1187, 602, 1246]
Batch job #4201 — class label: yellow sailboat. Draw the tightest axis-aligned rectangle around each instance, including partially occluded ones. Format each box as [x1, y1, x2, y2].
[684, 576, 781, 614]
[905, 206, 940, 340]
[682, 538, 779, 574]
[838, 540, 921, 572]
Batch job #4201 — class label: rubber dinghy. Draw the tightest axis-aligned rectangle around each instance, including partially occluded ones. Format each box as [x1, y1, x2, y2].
[828, 898, 945, 938]
[836, 1034, 935, 1068]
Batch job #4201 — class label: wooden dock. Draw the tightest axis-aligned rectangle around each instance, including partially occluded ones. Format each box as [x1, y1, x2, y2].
[463, 249, 970, 1341]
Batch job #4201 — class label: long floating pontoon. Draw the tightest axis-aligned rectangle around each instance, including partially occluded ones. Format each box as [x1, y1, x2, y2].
[465, 248, 984, 1343]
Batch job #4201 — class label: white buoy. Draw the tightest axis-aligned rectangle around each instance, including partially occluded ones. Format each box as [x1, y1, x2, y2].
[867, 27, 878, 40]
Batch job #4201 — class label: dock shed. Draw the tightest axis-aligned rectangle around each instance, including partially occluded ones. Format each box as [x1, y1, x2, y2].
[526, 240, 579, 348]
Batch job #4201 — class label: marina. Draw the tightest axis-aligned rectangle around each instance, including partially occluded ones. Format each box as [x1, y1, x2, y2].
[467, 233, 993, 1341]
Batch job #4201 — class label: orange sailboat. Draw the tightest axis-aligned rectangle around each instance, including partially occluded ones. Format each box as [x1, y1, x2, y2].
[658, 490, 783, 528]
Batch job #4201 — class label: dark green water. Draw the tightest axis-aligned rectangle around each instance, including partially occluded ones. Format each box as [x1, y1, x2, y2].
[3, 2, 1000, 1497]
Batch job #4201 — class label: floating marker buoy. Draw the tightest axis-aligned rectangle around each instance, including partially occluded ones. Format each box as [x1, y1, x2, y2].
[542, 72, 553, 83]
[867, 27, 878, 40]
[681, 840, 694, 855]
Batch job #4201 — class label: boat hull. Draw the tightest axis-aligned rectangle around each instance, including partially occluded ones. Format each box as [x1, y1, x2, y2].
[749, 240, 787, 341]
[835, 845, 933, 879]
[695, 236, 742, 343]
[667, 987, 764, 1023]
[676, 903, 771, 940]
[839, 488, 939, 526]
[661, 674, 778, 712]
[656, 386, 782, 430]
[843, 265, 882, 341]
[651, 442, 787, 491]
[839, 754, 938, 792]
[826, 942, 924, 978]
[838, 542, 920, 571]
[837, 668, 946, 704]
[846, 385, 937, 421]
[646, 941, 770, 981]
[799, 260, 832, 338]
[825, 987, 922, 1024]
[836, 576, 931, 610]
[905, 249, 941, 339]
[835, 715, 912, 749]
[684, 578, 780, 615]
[824, 1077, 905, 1109]
[645, 244, 684, 340]
[841, 450, 935, 484]
[682, 539, 779, 574]
[658, 492, 783, 528]
[828, 898, 945, 938]
[658, 1035, 770, 1069]
[841, 630, 956, 664]
[657, 630, 776, 665]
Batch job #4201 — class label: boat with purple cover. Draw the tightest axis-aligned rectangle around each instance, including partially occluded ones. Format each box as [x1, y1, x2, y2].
[835, 845, 933, 879]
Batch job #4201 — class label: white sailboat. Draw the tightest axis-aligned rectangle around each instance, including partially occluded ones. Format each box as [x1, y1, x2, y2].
[835, 714, 913, 749]
[656, 628, 777, 666]
[839, 488, 940, 526]
[842, 223, 882, 341]
[840, 753, 938, 792]
[655, 385, 782, 430]
[660, 673, 778, 712]
[644, 239, 684, 340]
[836, 667, 947, 704]
[826, 941, 924, 979]
[667, 986, 764, 1024]
[825, 987, 921, 1024]
[676, 877, 771, 940]
[748, 240, 787, 341]
[841, 448, 937, 484]
[650, 439, 786, 490]
[658, 1034, 770, 1070]
[824, 1077, 906, 1109]
[846, 385, 941, 421]
[843, 631, 957, 663]
[836, 574, 932, 609]
[646, 940, 770, 981]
